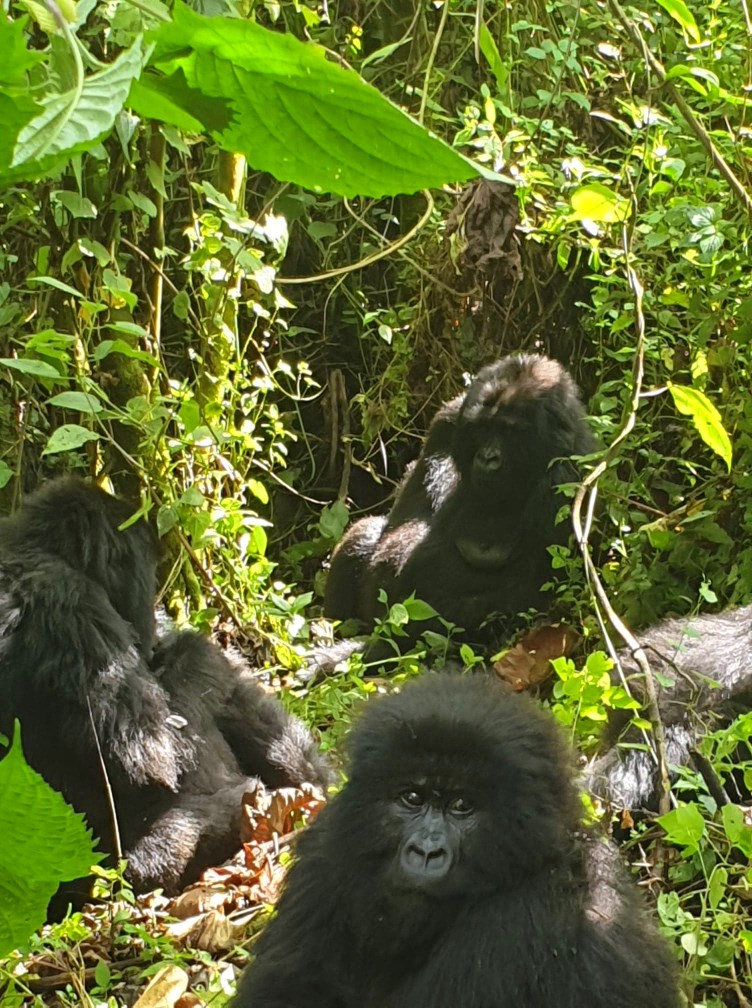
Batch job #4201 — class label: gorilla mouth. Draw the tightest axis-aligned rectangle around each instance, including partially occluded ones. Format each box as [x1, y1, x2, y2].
[455, 536, 515, 570]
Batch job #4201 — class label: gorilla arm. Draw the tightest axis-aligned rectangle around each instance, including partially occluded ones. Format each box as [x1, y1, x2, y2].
[153, 632, 334, 790]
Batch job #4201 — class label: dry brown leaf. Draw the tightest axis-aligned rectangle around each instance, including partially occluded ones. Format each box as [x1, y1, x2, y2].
[132, 965, 189, 1008]
[494, 624, 579, 691]
[174, 995, 202, 1008]
[241, 781, 325, 844]
[164, 909, 241, 952]
[170, 885, 230, 920]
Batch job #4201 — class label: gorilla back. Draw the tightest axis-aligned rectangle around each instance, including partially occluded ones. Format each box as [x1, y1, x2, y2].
[324, 354, 594, 638]
[0, 478, 333, 911]
[234, 674, 680, 1008]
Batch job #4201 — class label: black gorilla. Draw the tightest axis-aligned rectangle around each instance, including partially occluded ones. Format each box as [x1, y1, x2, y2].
[0, 479, 333, 908]
[234, 675, 680, 1008]
[586, 604, 752, 812]
[325, 354, 593, 638]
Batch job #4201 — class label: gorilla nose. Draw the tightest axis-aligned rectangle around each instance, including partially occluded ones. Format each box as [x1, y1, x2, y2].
[401, 840, 451, 882]
[479, 447, 502, 469]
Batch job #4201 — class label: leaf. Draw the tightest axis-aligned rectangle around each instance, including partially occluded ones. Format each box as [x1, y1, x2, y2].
[657, 803, 706, 852]
[0, 18, 44, 171]
[93, 339, 160, 366]
[141, 2, 494, 198]
[478, 23, 508, 92]
[656, 0, 702, 43]
[667, 382, 732, 472]
[42, 424, 100, 455]
[569, 182, 630, 223]
[47, 390, 103, 413]
[721, 804, 752, 857]
[0, 722, 101, 957]
[319, 500, 349, 539]
[27, 275, 83, 297]
[1, 357, 61, 379]
[8, 38, 146, 180]
[360, 37, 413, 69]
[402, 597, 438, 621]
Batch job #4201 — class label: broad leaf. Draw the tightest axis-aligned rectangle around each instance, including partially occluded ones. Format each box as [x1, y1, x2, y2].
[47, 391, 103, 413]
[6, 38, 146, 182]
[569, 182, 630, 223]
[1, 357, 61, 379]
[0, 723, 101, 956]
[656, 0, 702, 43]
[0, 16, 43, 169]
[667, 382, 732, 471]
[43, 424, 100, 454]
[138, 3, 490, 198]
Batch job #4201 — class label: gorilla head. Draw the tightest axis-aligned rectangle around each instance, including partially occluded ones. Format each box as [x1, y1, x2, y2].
[341, 674, 578, 899]
[9, 478, 158, 652]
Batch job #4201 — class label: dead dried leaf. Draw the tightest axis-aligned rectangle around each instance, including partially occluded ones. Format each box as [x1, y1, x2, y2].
[164, 909, 241, 952]
[494, 624, 579, 691]
[170, 885, 230, 920]
[174, 995, 202, 1008]
[132, 965, 189, 1008]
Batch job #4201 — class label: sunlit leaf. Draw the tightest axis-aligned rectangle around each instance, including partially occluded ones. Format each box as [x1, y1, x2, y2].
[569, 182, 630, 223]
[656, 0, 702, 43]
[138, 2, 496, 198]
[667, 382, 732, 471]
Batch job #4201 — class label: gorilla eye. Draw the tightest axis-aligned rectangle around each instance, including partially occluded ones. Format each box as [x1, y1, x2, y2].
[448, 796, 474, 816]
[400, 789, 424, 809]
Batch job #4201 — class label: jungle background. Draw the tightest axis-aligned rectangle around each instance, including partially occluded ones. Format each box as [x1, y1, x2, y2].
[1, 0, 752, 1003]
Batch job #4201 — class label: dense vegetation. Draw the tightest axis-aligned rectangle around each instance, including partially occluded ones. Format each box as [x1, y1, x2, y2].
[1, 0, 751, 1003]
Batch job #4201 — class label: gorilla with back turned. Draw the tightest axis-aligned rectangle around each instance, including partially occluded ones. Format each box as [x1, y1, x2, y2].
[0, 479, 333, 909]
[587, 603, 752, 813]
[234, 674, 680, 1008]
[325, 354, 594, 640]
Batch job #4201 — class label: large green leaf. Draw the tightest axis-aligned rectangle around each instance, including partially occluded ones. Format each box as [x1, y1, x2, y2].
[667, 382, 732, 472]
[0, 16, 44, 169]
[137, 2, 488, 198]
[4, 37, 146, 183]
[0, 723, 101, 955]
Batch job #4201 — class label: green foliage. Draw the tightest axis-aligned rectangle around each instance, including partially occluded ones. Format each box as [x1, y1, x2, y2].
[136, 3, 486, 198]
[550, 651, 639, 751]
[0, 2, 487, 197]
[0, 724, 101, 957]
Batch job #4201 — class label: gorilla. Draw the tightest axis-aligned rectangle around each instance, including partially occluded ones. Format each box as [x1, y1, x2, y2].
[586, 603, 752, 813]
[324, 354, 594, 642]
[0, 478, 333, 909]
[234, 674, 681, 1008]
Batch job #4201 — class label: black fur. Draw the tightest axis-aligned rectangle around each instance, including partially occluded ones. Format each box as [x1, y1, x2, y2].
[324, 354, 593, 640]
[586, 604, 752, 812]
[234, 674, 680, 1008]
[0, 478, 333, 909]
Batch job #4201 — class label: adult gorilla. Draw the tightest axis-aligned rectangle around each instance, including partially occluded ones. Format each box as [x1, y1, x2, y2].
[586, 603, 752, 813]
[0, 478, 333, 909]
[324, 354, 594, 638]
[234, 674, 680, 1008]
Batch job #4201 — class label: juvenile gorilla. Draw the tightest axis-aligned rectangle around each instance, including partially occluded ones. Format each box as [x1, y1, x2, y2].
[234, 675, 680, 1008]
[325, 354, 593, 637]
[586, 604, 752, 812]
[0, 479, 332, 908]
